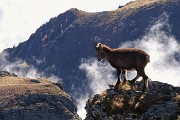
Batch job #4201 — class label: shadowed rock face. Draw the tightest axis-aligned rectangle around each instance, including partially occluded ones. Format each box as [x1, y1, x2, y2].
[0, 71, 81, 120]
[85, 81, 180, 120]
[1, 0, 180, 96]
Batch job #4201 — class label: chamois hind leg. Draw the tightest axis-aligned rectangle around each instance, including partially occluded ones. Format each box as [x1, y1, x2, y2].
[114, 69, 121, 89]
[129, 73, 140, 85]
[129, 70, 140, 91]
[137, 68, 148, 92]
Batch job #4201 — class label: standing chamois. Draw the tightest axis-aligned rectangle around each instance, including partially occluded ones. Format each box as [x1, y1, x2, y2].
[94, 42, 150, 91]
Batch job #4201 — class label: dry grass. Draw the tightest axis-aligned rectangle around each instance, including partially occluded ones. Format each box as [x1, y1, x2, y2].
[0, 76, 69, 105]
[109, 0, 176, 21]
[114, 0, 171, 12]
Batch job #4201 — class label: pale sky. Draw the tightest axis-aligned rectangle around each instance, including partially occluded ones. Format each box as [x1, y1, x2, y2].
[0, 0, 133, 52]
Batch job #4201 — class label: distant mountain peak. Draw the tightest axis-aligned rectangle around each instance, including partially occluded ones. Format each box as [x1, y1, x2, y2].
[64, 8, 91, 18]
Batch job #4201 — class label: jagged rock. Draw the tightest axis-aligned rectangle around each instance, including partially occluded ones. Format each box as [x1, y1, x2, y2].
[85, 81, 180, 120]
[52, 82, 64, 91]
[0, 71, 81, 120]
[0, 71, 17, 77]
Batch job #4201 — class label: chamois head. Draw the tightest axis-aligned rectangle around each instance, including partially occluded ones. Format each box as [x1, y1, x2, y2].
[94, 42, 105, 61]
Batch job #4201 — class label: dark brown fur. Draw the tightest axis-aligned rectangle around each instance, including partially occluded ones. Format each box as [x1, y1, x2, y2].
[95, 43, 150, 91]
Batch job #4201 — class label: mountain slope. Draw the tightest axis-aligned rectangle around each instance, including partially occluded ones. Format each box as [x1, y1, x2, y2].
[2, 0, 180, 96]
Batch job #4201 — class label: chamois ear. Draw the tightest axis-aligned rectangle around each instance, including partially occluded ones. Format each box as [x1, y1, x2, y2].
[94, 36, 101, 48]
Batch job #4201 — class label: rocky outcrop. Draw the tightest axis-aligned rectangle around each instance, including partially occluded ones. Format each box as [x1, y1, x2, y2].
[85, 81, 180, 120]
[0, 71, 81, 120]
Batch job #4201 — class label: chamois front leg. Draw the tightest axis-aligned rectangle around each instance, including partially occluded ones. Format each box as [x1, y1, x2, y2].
[121, 69, 127, 84]
[114, 69, 121, 90]
[129, 74, 140, 91]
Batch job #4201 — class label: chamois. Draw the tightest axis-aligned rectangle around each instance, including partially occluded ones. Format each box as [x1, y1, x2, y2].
[94, 42, 150, 91]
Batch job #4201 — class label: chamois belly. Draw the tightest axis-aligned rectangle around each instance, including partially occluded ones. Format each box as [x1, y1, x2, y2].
[110, 59, 136, 70]
[124, 67, 136, 71]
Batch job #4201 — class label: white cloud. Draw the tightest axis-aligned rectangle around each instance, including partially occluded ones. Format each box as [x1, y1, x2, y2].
[80, 59, 116, 94]
[0, 0, 133, 52]
[78, 59, 116, 119]
[0, 7, 2, 21]
[0, 52, 61, 82]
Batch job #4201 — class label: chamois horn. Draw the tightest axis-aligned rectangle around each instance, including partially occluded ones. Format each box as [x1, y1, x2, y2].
[94, 36, 101, 47]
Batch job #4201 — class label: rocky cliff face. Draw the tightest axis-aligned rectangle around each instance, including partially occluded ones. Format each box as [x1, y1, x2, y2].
[85, 81, 180, 120]
[0, 71, 81, 120]
[2, 0, 180, 96]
